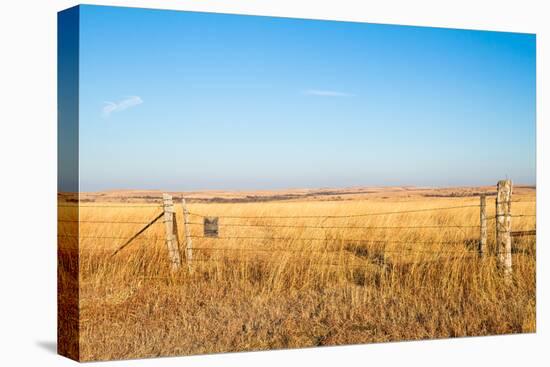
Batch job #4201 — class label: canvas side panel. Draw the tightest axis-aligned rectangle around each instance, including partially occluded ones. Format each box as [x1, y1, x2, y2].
[57, 5, 80, 361]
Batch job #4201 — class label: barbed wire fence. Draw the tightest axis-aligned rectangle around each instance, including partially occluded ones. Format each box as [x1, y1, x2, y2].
[58, 180, 536, 276]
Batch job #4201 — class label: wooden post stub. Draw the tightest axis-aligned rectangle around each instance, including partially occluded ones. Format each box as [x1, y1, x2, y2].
[479, 194, 487, 257]
[162, 193, 181, 271]
[496, 180, 512, 276]
[181, 197, 193, 269]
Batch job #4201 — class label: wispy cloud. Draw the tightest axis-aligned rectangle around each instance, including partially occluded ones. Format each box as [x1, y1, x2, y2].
[102, 96, 143, 118]
[303, 89, 355, 97]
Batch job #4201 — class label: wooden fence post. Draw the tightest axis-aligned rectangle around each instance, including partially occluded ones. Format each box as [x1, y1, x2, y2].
[496, 180, 512, 276]
[181, 197, 193, 270]
[479, 194, 487, 257]
[162, 193, 181, 271]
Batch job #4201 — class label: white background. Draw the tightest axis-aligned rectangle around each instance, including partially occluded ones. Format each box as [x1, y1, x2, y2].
[0, 0, 547, 365]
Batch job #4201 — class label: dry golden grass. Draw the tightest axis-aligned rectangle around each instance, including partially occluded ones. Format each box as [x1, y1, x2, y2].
[58, 190, 536, 361]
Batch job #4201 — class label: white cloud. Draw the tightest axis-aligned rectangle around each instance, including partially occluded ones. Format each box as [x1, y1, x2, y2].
[303, 89, 355, 97]
[102, 96, 143, 118]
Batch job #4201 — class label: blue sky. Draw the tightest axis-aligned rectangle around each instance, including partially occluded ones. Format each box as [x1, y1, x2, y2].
[74, 5, 536, 191]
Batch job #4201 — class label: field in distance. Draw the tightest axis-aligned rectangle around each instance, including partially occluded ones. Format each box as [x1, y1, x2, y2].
[58, 185, 536, 361]
[61, 185, 536, 204]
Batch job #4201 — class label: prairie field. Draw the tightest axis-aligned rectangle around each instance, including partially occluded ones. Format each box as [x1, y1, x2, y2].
[58, 187, 536, 361]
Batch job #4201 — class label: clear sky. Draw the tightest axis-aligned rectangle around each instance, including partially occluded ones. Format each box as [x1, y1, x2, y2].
[75, 5, 536, 191]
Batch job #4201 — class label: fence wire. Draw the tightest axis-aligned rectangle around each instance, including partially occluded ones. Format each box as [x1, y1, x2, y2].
[186, 222, 480, 230]
[58, 219, 157, 224]
[58, 204, 163, 208]
[188, 235, 472, 245]
[188, 204, 482, 219]
[57, 197, 536, 262]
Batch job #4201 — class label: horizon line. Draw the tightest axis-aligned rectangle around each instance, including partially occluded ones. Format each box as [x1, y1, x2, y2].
[59, 183, 537, 195]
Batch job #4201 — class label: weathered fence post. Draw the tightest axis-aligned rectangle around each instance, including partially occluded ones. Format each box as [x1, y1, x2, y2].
[181, 197, 193, 270]
[479, 194, 487, 257]
[162, 193, 181, 271]
[496, 180, 512, 277]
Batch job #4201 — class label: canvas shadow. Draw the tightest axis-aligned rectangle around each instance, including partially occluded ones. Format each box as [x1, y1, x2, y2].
[36, 340, 57, 355]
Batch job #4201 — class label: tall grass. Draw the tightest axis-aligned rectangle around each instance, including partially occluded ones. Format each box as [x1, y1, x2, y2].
[58, 194, 536, 361]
